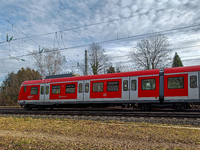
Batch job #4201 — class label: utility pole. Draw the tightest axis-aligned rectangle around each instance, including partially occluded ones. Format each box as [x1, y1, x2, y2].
[85, 50, 88, 75]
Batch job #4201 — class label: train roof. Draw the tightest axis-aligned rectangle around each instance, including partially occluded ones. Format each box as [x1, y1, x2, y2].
[22, 69, 160, 85]
[164, 65, 200, 74]
[22, 65, 200, 85]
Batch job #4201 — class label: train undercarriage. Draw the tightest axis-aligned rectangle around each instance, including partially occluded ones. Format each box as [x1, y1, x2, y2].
[22, 102, 200, 111]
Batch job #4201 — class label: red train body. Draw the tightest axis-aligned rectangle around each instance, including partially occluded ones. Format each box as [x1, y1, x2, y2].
[18, 65, 200, 110]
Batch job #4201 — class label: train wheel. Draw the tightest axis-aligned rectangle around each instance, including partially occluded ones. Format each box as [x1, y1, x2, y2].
[122, 104, 127, 108]
[185, 103, 191, 109]
[140, 104, 151, 111]
[24, 105, 32, 110]
[38, 106, 45, 110]
[174, 103, 184, 111]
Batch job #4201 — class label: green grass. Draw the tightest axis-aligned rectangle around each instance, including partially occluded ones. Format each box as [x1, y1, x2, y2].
[0, 117, 199, 149]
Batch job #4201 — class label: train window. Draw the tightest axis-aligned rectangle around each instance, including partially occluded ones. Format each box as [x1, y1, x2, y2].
[24, 86, 26, 92]
[131, 80, 137, 91]
[52, 85, 60, 94]
[123, 80, 128, 91]
[79, 83, 83, 93]
[168, 77, 184, 89]
[41, 86, 44, 95]
[66, 84, 75, 93]
[93, 82, 103, 92]
[190, 76, 197, 88]
[107, 81, 119, 92]
[85, 83, 89, 93]
[46, 86, 49, 94]
[30, 87, 38, 95]
[142, 79, 155, 90]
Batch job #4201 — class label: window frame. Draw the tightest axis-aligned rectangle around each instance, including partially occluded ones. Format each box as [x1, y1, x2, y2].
[131, 80, 137, 91]
[123, 80, 128, 91]
[93, 82, 104, 92]
[190, 75, 197, 88]
[24, 86, 26, 92]
[78, 83, 83, 93]
[66, 84, 76, 94]
[30, 87, 38, 95]
[46, 86, 49, 94]
[41, 86, 44, 95]
[141, 79, 156, 90]
[85, 83, 89, 93]
[107, 81, 119, 92]
[168, 77, 184, 89]
[52, 85, 61, 94]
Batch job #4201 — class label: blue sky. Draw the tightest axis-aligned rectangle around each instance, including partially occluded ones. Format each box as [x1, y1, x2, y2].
[0, 0, 200, 84]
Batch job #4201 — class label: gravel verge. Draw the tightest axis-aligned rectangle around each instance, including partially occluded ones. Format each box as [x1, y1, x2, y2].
[1, 114, 200, 127]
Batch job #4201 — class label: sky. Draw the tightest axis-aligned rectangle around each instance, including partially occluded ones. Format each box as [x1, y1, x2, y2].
[0, 0, 200, 84]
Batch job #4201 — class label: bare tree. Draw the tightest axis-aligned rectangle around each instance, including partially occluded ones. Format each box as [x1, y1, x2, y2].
[78, 60, 87, 75]
[89, 43, 109, 75]
[31, 48, 65, 77]
[130, 35, 171, 70]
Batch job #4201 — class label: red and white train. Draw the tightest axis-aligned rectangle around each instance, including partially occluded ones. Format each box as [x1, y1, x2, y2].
[18, 65, 200, 110]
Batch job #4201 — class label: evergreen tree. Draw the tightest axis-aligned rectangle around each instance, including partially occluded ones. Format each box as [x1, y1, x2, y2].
[107, 66, 115, 73]
[0, 68, 42, 106]
[172, 52, 183, 67]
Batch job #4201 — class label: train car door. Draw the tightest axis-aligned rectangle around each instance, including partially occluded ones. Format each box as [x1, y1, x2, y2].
[130, 77, 138, 100]
[84, 80, 90, 101]
[39, 83, 50, 102]
[40, 84, 45, 102]
[122, 77, 129, 100]
[188, 72, 199, 99]
[45, 83, 50, 102]
[77, 81, 84, 101]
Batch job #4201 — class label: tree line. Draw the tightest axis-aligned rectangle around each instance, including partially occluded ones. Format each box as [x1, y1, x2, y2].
[0, 68, 42, 106]
[0, 34, 183, 106]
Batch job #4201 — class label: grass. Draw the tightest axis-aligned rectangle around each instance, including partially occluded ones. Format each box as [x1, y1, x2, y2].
[0, 117, 200, 149]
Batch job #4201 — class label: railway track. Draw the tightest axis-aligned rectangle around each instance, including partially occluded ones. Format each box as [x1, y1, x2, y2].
[0, 107, 200, 119]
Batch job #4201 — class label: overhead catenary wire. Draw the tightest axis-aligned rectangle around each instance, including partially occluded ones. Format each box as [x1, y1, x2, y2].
[0, 13, 41, 46]
[60, 31, 66, 48]
[0, 4, 199, 58]
[0, 1, 200, 72]
[1, 33, 200, 62]
[1, 17, 200, 52]
[1, 56, 200, 74]
[0, 0, 199, 45]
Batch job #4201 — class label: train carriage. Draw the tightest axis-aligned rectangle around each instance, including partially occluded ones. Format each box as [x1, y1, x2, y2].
[163, 66, 199, 110]
[18, 65, 200, 110]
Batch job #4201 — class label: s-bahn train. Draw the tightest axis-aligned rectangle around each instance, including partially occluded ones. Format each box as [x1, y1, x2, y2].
[18, 65, 200, 110]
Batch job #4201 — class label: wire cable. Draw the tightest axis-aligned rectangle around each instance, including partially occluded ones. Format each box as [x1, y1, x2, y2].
[0, 1, 199, 44]
[0, 13, 41, 46]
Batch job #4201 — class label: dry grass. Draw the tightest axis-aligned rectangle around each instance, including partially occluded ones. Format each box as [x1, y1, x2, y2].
[0, 117, 200, 149]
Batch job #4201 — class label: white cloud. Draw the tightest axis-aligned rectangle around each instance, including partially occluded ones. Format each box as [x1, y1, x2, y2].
[0, 0, 200, 83]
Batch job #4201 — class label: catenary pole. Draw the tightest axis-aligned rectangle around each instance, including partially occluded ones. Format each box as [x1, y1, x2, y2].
[85, 50, 88, 75]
